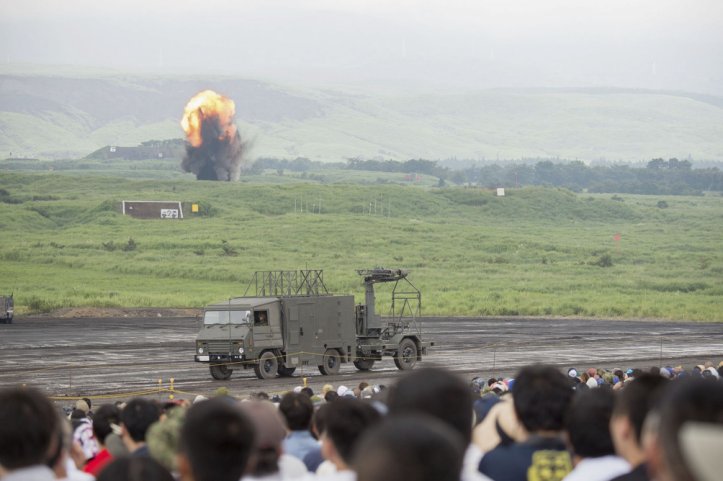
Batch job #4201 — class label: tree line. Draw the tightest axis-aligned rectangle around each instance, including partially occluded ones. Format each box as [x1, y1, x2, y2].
[251, 157, 722, 195]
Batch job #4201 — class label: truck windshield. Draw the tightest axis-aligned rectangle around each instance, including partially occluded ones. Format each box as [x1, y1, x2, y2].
[203, 310, 251, 325]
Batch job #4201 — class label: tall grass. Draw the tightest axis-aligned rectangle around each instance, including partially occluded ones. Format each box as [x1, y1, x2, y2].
[0, 172, 721, 320]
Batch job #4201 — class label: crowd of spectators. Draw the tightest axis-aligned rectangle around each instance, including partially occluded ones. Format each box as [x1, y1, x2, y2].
[0, 361, 721, 481]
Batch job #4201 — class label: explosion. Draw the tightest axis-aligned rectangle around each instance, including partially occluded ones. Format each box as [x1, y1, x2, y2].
[180, 90, 246, 181]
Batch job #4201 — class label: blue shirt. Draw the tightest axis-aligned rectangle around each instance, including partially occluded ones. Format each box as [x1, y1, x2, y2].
[282, 430, 319, 462]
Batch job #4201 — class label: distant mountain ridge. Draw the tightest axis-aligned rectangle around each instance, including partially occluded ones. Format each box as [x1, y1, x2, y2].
[1, 73, 722, 162]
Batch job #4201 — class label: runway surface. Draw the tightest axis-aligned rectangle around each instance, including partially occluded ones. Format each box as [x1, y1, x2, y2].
[1, 316, 721, 405]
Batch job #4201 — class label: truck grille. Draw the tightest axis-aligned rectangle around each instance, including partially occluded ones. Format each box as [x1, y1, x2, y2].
[207, 341, 231, 354]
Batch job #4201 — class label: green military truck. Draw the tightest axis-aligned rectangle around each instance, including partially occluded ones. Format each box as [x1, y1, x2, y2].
[194, 269, 432, 380]
[0, 294, 13, 324]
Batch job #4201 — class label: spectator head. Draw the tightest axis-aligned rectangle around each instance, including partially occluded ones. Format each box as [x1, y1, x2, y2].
[146, 405, 185, 473]
[610, 373, 667, 456]
[322, 398, 382, 469]
[178, 398, 255, 481]
[97, 456, 174, 481]
[121, 398, 160, 443]
[565, 387, 616, 458]
[75, 399, 90, 415]
[238, 401, 287, 477]
[251, 391, 269, 401]
[512, 364, 574, 433]
[645, 378, 723, 481]
[353, 415, 465, 481]
[0, 387, 60, 471]
[300, 387, 314, 398]
[321, 384, 334, 395]
[311, 403, 330, 439]
[324, 391, 339, 403]
[93, 404, 121, 446]
[388, 367, 473, 445]
[70, 408, 88, 425]
[279, 392, 314, 431]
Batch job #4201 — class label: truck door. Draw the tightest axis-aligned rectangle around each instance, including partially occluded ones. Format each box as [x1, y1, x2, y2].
[297, 303, 317, 364]
[287, 305, 300, 347]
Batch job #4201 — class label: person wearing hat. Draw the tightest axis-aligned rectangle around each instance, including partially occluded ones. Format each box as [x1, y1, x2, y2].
[643, 378, 723, 481]
[240, 401, 307, 481]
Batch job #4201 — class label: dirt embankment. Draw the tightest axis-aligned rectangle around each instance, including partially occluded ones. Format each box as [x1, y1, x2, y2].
[42, 307, 201, 318]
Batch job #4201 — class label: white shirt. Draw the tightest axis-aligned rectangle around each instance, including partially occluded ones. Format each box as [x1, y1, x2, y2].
[2, 466, 56, 481]
[464, 444, 495, 481]
[280, 453, 310, 479]
[562, 455, 630, 481]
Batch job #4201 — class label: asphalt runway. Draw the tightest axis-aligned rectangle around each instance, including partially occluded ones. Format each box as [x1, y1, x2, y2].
[1, 316, 722, 405]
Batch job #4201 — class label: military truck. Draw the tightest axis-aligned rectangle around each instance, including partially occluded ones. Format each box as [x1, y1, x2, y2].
[0, 294, 13, 324]
[194, 269, 431, 380]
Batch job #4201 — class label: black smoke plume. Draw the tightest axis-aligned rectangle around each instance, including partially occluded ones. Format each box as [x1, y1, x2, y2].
[181, 122, 245, 181]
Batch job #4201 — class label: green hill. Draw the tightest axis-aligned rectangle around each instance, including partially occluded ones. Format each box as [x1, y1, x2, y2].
[2, 73, 723, 162]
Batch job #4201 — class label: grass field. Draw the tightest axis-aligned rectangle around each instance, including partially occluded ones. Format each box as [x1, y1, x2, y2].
[0, 171, 721, 320]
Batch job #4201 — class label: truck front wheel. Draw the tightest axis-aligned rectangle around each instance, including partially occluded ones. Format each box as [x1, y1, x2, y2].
[319, 349, 341, 375]
[394, 338, 418, 370]
[210, 364, 233, 380]
[255, 351, 278, 380]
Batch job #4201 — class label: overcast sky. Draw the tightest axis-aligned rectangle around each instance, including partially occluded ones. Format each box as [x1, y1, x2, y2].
[1, 0, 722, 94]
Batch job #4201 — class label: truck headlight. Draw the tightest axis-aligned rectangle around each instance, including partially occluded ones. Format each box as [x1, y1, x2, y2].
[238, 347, 244, 354]
[198, 347, 204, 354]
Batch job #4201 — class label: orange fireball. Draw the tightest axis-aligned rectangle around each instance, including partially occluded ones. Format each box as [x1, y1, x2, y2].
[180, 90, 237, 148]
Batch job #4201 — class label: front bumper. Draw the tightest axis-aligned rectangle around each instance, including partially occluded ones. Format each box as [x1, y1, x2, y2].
[195, 353, 245, 363]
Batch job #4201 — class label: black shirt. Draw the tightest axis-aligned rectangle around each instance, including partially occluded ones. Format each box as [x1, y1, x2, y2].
[478, 436, 572, 481]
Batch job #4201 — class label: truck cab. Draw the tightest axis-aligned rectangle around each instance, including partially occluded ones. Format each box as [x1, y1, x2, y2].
[195, 297, 283, 380]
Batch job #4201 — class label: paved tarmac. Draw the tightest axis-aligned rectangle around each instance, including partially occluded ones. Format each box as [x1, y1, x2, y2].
[1, 316, 721, 404]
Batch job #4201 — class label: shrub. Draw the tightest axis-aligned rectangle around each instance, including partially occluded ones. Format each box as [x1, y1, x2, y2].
[220, 240, 238, 257]
[593, 254, 613, 268]
[122, 238, 137, 252]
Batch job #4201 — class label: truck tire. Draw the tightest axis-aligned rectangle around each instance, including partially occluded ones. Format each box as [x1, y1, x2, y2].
[318, 349, 341, 375]
[210, 364, 233, 380]
[278, 366, 296, 377]
[353, 359, 375, 371]
[255, 351, 278, 380]
[394, 338, 418, 370]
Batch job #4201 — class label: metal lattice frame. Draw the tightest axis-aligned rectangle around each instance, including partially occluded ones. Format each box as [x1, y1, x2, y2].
[244, 270, 329, 297]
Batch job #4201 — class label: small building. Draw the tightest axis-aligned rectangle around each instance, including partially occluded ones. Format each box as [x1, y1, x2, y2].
[122, 201, 184, 219]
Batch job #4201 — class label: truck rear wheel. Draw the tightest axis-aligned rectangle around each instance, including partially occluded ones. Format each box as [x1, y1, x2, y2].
[210, 364, 233, 380]
[278, 366, 296, 377]
[255, 351, 278, 380]
[319, 349, 341, 375]
[353, 359, 375, 371]
[394, 338, 418, 370]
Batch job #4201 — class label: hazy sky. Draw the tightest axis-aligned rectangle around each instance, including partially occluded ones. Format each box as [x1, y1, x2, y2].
[2, 0, 722, 94]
